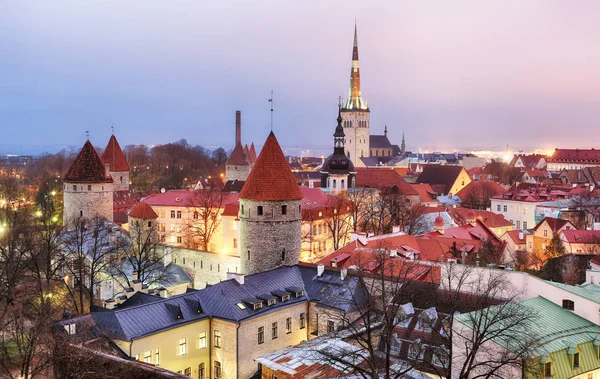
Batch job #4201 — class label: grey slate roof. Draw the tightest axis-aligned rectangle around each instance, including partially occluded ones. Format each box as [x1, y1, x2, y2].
[91, 265, 368, 341]
[370, 135, 393, 149]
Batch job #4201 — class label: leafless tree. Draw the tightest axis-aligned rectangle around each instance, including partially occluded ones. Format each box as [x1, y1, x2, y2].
[345, 187, 375, 232]
[324, 193, 353, 251]
[184, 186, 225, 251]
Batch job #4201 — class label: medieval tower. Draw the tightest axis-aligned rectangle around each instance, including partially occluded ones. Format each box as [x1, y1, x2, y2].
[341, 22, 370, 165]
[238, 132, 303, 275]
[63, 140, 114, 226]
[101, 134, 130, 192]
[225, 110, 254, 182]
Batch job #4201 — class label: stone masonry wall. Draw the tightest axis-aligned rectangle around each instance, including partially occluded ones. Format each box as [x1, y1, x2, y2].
[109, 170, 130, 192]
[63, 182, 114, 226]
[239, 199, 302, 275]
[168, 246, 241, 289]
[226, 164, 250, 182]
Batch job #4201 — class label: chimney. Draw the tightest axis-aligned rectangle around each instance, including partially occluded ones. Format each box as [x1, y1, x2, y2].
[317, 264, 325, 277]
[235, 110, 241, 145]
[390, 249, 398, 257]
[159, 287, 168, 298]
[132, 279, 142, 293]
[340, 268, 348, 281]
[518, 232, 524, 240]
[131, 271, 138, 281]
[332, 258, 338, 268]
[227, 272, 245, 285]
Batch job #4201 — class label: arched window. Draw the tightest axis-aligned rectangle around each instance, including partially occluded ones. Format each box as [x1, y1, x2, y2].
[341, 179, 345, 188]
[327, 177, 331, 188]
[333, 179, 337, 188]
[281, 249, 286, 262]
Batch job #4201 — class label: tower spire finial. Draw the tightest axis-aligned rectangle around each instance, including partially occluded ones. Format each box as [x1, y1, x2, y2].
[85, 130, 90, 140]
[268, 90, 274, 132]
[111, 124, 114, 135]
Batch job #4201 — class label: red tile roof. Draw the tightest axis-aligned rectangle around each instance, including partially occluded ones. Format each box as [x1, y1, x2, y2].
[249, 143, 257, 163]
[548, 148, 600, 163]
[409, 183, 437, 203]
[533, 217, 574, 233]
[448, 208, 513, 228]
[239, 132, 302, 201]
[144, 189, 239, 208]
[355, 168, 418, 195]
[455, 181, 507, 203]
[226, 143, 249, 166]
[560, 230, 600, 244]
[101, 135, 130, 172]
[504, 230, 526, 244]
[64, 140, 113, 183]
[129, 202, 158, 219]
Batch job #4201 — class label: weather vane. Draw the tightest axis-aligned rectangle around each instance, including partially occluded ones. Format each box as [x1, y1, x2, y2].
[268, 90, 274, 131]
[111, 124, 114, 134]
[85, 130, 90, 140]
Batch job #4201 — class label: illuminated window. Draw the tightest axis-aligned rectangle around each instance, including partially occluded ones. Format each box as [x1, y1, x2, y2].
[214, 330, 221, 348]
[155, 348, 159, 365]
[214, 361, 222, 379]
[199, 332, 206, 349]
[143, 350, 151, 363]
[179, 338, 187, 355]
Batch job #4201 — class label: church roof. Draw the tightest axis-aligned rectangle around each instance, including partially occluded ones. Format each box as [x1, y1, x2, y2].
[64, 140, 113, 184]
[240, 132, 302, 201]
[101, 135, 130, 172]
[369, 135, 393, 149]
[226, 142, 249, 166]
[128, 202, 158, 220]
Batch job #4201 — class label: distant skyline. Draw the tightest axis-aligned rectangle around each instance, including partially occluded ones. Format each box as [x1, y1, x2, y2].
[2, 1, 600, 153]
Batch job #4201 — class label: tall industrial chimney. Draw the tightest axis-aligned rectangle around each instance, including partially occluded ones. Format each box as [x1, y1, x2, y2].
[235, 110, 241, 145]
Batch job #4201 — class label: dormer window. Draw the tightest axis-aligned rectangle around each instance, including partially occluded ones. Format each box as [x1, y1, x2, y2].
[573, 352, 580, 368]
[562, 299, 575, 311]
[267, 299, 276, 306]
[295, 291, 303, 298]
[254, 303, 262, 310]
[282, 295, 290, 302]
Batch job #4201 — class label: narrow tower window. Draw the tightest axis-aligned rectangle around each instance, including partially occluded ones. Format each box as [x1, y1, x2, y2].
[247, 250, 251, 261]
[281, 205, 287, 215]
[281, 249, 286, 262]
[257, 206, 263, 216]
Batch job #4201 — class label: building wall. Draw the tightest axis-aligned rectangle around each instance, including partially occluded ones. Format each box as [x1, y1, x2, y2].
[491, 198, 539, 230]
[239, 199, 302, 275]
[548, 161, 599, 172]
[63, 181, 114, 226]
[237, 302, 309, 378]
[168, 246, 241, 289]
[210, 318, 238, 379]
[226, 164, 250, 182]
[461, 156, 487, 170]
[110, 170, 130, 192]
[448, 169, 472, 196]
[114, 319, 211, 377]
[341, 110, 370, 165]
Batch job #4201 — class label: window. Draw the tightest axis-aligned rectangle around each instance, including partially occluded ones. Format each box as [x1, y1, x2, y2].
[327, 320, 335, 333]
[281, 294, 290, 302]
[64, 323, 76, 335]
[214, 361, 222, 379]
[408, 342, 425, 361]
[496, 204, 501, 212]
[267, 299, 276, 306]
[176, 211, 182, 219]
[87, 184, 92, 191]
[258, 326, 264, 344]
[233, 238, 237, 248]
[236, 302, 246, 310]
[257, 206, 263, 216]
[544, 361, 552, 377]
[523, 221, 528, 229]
[241, 204, 244, 214]
[171, 210, 175, 218]
[198, 363, 205, 379]
[516, 220, 520, 229]
[73, 184, 77, 191]
[155, 348, 160, 365]
[574, 352, 580, 368]
[193, 211, 199, 220]
[281, 249, 286, 262]
[300, 313, 306, 329]
[281, 205, 287, 215]
[199, 332, 206, 349]
[143, 350, 151, 363]
[562, 299, 575, 311]
[177, 236, 182, 244]
[184, 367, 191, 376]
[272, 322, 278, 339]
[544, 229, 548, 237]
[503, 205, 507, 212]
[247, 250, 251, 260]
[179, 337, 187, 355]
[286, 317, 292, 334]
[272, 375, 277, 379]
[214, 330, 221, 348]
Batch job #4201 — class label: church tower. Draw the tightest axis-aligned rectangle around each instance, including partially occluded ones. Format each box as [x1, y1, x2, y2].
[101, 134, 130, 192]
[341, 22, 370, 166]
[239, 132, 303, 275]
[63, 140, 114, 226]
[320, 104, 357, 192]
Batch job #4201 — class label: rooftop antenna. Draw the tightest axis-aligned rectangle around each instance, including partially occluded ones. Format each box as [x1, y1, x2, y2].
[85, 130, 90, 140]
[268, 90, 274, 131]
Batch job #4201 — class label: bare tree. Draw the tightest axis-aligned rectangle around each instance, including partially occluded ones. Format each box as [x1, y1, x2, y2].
[185, 186, 225, 251]
[345, 188, 375, 232]
[324, 193, 353, 251]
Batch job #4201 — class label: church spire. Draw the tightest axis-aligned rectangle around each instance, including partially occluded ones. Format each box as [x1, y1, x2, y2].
[401, 132, 406, 155]
[345, 21, 367, 111]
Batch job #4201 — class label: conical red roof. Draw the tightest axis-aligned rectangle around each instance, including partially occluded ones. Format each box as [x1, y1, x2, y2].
[226, 142, 249, 166]
[249, 143, 257, 163]
[129, 202, 158, 219]
[240, 132, 302, 201]
[101, 135, 130, 172]
[64, 141, 113, 183]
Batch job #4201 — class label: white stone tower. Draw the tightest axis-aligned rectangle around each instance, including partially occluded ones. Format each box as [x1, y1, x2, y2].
[238, 132, 303, 275]
[341, 22, 370, 166]
[63, 140, 114, 226]
[101, 134, 130, 192]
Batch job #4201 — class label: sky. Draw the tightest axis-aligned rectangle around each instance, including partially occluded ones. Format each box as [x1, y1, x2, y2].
[2, 1, 600, 154]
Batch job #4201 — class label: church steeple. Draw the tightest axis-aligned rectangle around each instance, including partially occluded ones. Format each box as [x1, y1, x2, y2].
[401, 132, 406, 155]
[334, 104, 345, 154]
[345, 22, 368, 111]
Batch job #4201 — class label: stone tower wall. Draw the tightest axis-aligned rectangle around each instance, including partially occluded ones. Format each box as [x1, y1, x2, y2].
[341, 110, 370, 165]
[239, 198, 302, 275]
[63, 182, 114, 226]
[226, 164, 250, 182]
[109, 170, 130, 192]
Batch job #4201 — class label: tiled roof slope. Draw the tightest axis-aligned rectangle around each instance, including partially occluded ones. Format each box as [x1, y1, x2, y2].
[128, 202, 158, 219]
[532, 217, 573, 232]
[240, 132, 302, 201]
[369, 134, 393, 149]
[249, 143, 258, 163]
[355, 168, 418, 195]
[548, 148, 600, 163]
[226, 142, 249, 166]
[416, 165, 465, 195]
[101, 135, 130, 172]
[64, 140, 113, 183]
[92, 265, 366, 341]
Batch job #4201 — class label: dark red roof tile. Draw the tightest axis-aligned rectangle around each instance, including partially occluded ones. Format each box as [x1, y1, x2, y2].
[64, 140, 113, 183]
[226, 143, 249, 166]
[129, 202, 158, 219]
[239, 132, 302, 201]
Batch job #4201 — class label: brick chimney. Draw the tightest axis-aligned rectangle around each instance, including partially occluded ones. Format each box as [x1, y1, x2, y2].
[235, 110, 241, 145]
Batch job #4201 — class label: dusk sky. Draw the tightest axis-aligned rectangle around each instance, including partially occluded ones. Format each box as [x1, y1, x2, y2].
[2, 1, 600, 153]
